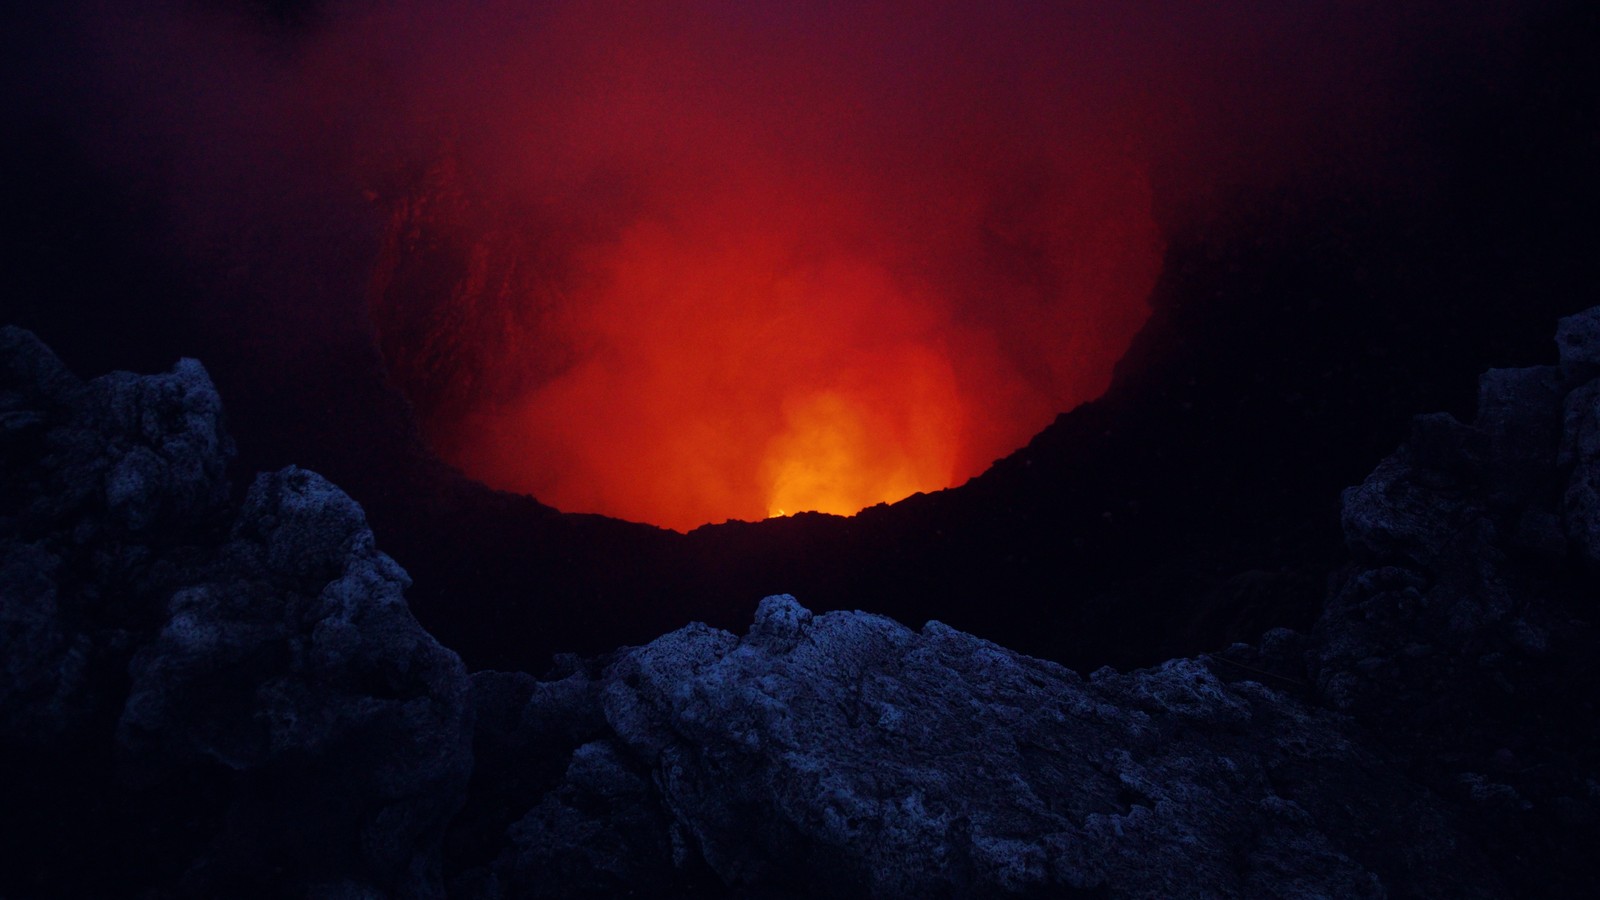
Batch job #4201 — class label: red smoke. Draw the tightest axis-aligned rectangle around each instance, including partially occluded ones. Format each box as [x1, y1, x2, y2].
[52, 0, 1516, 532]
[366, 2, 1162, 530]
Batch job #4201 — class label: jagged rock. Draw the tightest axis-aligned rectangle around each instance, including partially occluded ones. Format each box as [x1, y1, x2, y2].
[2, 325, 233, 748]
[468, 309, 1600, 899]
[116, 466, 474, 899]
[8, 304, 1600, 900]
[1556, 307, 1600, 384]
[446, 663, 627, 899]
[1312, 305, 1600, 895]
[0, 328, 472, 899]
[1475, 365, 1562, 483]
[1561, 378, 1600, 564]
[491, 737, 682, 899]
[471, 595, 1485, 899]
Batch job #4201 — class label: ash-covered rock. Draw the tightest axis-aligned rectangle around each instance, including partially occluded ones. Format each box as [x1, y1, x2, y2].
[0, 327, 472, 899]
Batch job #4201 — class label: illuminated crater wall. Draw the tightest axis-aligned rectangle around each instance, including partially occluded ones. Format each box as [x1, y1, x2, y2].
[42, 0, 1451, 533]
[368, 4, 1162, 531]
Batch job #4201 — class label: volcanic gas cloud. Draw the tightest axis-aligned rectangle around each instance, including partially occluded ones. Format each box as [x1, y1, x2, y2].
[57, 1, 1464, 533]
[367, 2, 1168, 531]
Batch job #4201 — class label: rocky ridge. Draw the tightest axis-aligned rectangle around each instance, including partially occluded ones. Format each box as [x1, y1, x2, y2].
[1, 327, 473, 899]
[3, 309, 1599, 896]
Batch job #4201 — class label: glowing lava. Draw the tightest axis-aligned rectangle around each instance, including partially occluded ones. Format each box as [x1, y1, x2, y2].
[52, 0, 1502, 533]
[367, 3, 1164, 532]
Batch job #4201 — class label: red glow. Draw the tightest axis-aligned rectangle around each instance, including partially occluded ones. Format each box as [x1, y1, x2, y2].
[53, 1, 1512, 531]
[366, 3, 1164, 531]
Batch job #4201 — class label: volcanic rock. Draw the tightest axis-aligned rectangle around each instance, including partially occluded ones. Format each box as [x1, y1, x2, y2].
[7, 306, 1600, 897]
[457, 594, 1481, 898]
[0, 326, 473, 899]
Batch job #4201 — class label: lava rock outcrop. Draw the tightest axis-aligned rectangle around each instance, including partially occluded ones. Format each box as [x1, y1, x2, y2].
[1, 327, 473, 899]
[457, 595, 1482, 898]
[5, 307, 1600, 897]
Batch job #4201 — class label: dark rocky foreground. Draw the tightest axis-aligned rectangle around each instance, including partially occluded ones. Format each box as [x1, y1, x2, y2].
[3, 310, 1598, 897]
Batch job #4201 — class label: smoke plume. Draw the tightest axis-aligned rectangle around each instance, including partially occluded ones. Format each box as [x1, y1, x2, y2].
[22, 0, 1526, 530]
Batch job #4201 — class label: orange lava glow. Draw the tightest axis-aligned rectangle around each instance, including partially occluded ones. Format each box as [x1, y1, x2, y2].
[367, 2, 1164, 531]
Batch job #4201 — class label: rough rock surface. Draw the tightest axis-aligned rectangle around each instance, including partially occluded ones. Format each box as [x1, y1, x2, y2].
[1303, 311, 1600, 894]
[0, 327, 473, 899]
[458, 595, 1484, 898]
[5, 307, 1600, 898]
[455, 309, 1600, 898]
